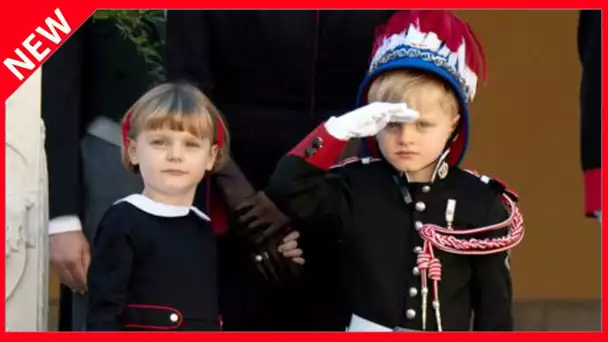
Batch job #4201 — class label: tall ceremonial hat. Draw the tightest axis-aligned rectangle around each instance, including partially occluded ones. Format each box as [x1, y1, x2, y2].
[357, 10, 487, 166]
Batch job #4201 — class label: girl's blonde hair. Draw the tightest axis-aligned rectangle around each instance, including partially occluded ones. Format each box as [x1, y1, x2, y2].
[120, 82, 230, 173]
[367, 69, 460, 117]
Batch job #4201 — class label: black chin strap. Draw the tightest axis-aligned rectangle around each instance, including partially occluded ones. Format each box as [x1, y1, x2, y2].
[402, 135, 454, 182]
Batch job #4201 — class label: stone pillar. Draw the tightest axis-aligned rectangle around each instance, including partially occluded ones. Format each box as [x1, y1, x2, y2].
[5, 68, 49, 331]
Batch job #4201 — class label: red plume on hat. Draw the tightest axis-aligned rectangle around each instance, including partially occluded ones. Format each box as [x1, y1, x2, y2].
[358, 10, 488, 166]
[370, 10, 487, 100]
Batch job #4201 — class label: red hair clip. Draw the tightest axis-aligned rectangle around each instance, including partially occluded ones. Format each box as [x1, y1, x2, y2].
[215, 117, 224, 149]
[122, 110, 133, 146]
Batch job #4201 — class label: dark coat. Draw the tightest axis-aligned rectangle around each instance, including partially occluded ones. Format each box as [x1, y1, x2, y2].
[577, 10, 601, 217]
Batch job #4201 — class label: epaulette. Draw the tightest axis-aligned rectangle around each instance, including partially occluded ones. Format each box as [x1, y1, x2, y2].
[464, 169, 519, 202]
[330, 157, 381, 169]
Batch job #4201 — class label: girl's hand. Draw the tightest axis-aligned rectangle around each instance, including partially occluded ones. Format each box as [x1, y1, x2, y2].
[277, 230, 305, 265]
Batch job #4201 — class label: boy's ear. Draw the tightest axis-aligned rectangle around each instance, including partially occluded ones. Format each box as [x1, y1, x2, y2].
[451, 114, 461, 132]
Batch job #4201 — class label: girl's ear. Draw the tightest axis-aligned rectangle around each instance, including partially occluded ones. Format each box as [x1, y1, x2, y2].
[127, 139, 138, 166]
[206, 144, 219, 172]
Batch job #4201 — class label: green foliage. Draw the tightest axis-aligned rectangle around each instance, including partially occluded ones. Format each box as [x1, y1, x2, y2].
[92, 10, 166, 82]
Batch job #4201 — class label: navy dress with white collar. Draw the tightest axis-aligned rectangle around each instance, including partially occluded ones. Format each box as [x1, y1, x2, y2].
[86, 194, 220, 331]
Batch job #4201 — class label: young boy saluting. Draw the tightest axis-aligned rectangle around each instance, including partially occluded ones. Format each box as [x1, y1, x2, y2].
[266, 10, 525, 332]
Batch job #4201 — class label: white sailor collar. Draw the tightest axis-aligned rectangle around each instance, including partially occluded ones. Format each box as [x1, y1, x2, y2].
[116, 194, 211, 221]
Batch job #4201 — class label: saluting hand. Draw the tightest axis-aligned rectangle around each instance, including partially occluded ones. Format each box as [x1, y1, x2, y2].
[324, 101, 418, 140]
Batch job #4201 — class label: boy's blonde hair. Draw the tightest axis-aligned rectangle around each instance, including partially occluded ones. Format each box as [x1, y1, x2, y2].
[121, 82, 230, 173]
[367, 69, 460, 117]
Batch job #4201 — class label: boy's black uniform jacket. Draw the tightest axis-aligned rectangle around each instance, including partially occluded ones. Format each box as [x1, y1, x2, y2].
[266, 124, 515, 331]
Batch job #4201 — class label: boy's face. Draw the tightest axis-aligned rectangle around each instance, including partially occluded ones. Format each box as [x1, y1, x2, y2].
[377, 93, 459, 178]
[128, 129, 218, 201]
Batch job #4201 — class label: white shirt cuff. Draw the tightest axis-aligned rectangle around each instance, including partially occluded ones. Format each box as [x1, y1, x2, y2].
[49, 215, 82, 235]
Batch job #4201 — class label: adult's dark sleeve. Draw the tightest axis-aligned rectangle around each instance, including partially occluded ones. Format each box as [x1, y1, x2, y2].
[578, 10, 601, 218]
[41, 21, 88, 219]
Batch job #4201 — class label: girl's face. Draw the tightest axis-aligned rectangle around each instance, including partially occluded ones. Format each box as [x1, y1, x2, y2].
[128, 128, 218, 204]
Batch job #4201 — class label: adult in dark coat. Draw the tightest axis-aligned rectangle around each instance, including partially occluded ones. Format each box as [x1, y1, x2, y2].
[42, 15, 163, 331]
[577, 10, 601, 223]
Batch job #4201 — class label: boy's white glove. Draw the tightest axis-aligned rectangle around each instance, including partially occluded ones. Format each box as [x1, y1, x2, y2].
[324, 102, 419, 140]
